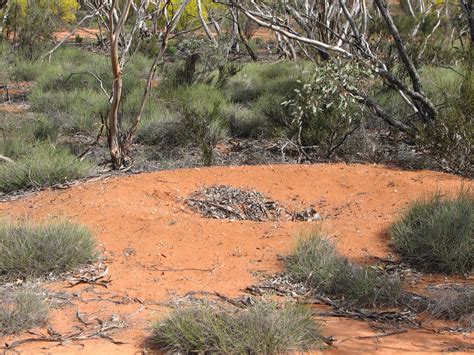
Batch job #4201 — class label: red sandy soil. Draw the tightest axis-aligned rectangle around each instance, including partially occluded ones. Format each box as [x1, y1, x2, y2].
[0, 81, 32, 113]
[0, 164, 472, 354]
[54, 28, 101, 41]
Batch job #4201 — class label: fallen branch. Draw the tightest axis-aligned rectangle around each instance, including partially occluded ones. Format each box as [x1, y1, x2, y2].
[349, 329, 407, 341]
[68, 266, 111, 288]
[150, 265, 218, 273]
[41, 7, 105, 61]
[0, 154, 14, 163]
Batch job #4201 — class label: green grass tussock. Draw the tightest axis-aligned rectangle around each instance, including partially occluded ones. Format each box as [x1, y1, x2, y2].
[286, 229, 403, 308]
[0, 144, 94, 193]
[0, 289, 48, 335]
[151, 301, 322, 354]
[0, 219, 97, 279]
[390, 190, 474, 275]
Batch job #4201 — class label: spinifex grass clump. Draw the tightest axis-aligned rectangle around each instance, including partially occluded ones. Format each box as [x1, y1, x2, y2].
[0, 219, 97, 279]
[0, 144, 94, 193]
[390, 190, 473, 274]
[286, 229, 403, 308]
[0, 289, 48, 335]
[151, 302, 322, 354]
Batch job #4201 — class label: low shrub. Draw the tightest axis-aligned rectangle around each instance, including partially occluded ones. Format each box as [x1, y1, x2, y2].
[137, 109, 186, 147]
[171, 84, 229, 165]
[27, 47, 148, 134]
[0, 135, 31, 160]
[226, 61, 303, 105]
[0, 144, 94, 193]
[8, 60, 45, 82]
[150, 301, 322, 353]
[33, 116, 60, 142]
[286, 229, 403, 308]
[30, 88, 108, 133]
[0, 289, 48, 335]
[429, 287, 474, 323]
[254, 93, 289, 131]
[281, 61, 364, 157]
[417, 65, 473, 176]
[390, 190, 474, 274]
[226, 105, 268, 138]
[0, 219, 97, 279]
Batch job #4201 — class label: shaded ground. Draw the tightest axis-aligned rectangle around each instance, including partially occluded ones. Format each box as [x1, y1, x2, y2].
[0, 164, 472, 353]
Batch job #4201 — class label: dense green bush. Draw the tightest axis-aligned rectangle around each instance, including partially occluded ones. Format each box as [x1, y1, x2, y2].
[151, 301, 321, 353]
[226, 105, 268, 138]
[0, 219, 97, 279]
[27, 48, 149, 134]
[8, 60, 45, 82]
[0, 135, 30, 160]
[30, 88, 109, 133]
[281, 61, 364, 156]
[226, 61, 303, 105]
[137, 108, 186, 147]
[286, 229, 403, 308]
[0, 144, 94, 192]
[390, 190, 474, 274]
[172, 84, 229, 165]
[417, 65, 473, 176]
[33, 116, 60, 142]
[2, 1, 58, 59]
[0, 289, 48, 335]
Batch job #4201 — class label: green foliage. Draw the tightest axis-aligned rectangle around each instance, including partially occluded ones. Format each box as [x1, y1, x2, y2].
[0, 144, 94, 193]
[224, 62, 304, 138]
[282, 61, 364, 155]
[137, 107, 186, 148]
[151, 301, 322, 353]
[27, 47, 149, 133]
[7, 60, 45, 82]
[226, 105, 268, 139]
[33, 116, 59, 142]
[168, 0, 220, 30]
[390, 190, 474, 274]
[0, 136, 29, 160]
[0, 218, 97, 279]
[286, 229, 403, 308]
[31, 88, 109, 133]
[287, 232, 347, 294]
[0, 289, 48, 335]
[417, 64, 473, 176]
[162, 38, 242, 89]
[1, 0, 79, 59]
[227, 61, 303, 105]
[172, 84, 228, 165]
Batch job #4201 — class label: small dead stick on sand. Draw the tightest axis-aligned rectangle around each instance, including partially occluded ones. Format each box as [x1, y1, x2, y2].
[339, 329, 408, 343]
[150, 265, 219, 273]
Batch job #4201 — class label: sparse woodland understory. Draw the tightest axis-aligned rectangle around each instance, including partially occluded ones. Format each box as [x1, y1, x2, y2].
[0, 0, 472, 187]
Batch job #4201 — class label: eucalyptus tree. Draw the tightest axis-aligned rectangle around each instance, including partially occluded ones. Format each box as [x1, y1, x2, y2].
[217, 0, 470, 137]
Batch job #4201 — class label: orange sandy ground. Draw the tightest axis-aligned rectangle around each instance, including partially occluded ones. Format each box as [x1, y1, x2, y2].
[0, 164, 472, 354]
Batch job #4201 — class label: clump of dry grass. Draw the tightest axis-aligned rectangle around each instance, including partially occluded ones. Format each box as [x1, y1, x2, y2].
[429, 287, 474, 324]
[0, 289, 48, 335]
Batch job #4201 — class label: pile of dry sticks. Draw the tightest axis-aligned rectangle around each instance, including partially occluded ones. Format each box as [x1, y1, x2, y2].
[187, 185, 321, 222]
